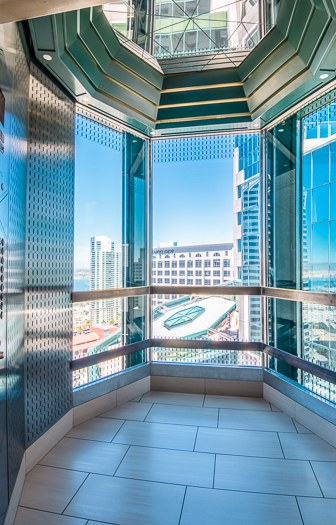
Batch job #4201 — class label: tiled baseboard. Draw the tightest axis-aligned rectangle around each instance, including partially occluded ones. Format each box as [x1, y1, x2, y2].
[263, 382, 336, 448]
[151, 375, 263, 397]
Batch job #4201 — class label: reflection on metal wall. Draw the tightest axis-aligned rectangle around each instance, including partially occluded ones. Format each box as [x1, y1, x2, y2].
[25, 64, 74, 445]
[6, 25, 29, 497]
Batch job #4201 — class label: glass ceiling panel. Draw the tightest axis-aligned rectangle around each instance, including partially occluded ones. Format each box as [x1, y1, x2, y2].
[103, 0, 281, 60]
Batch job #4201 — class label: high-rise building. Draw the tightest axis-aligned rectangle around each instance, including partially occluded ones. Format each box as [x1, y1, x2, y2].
[90, 236, 121, 324]
[233, 134, 261, 341]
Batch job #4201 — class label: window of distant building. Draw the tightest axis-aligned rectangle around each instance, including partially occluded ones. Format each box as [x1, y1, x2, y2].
[195, 253, 202, 257]
[179, 260, 185, 268]
[213, 279, 220, 285]
[204, 260, 210, 267]
[196, 270, 202, 276]
[187, 261, 193, 267]
[179, 254, 185, 257]
[172, 270, 177, 276]
[158, 261, 162, 268]
[172, 278, 177, 284]
[179, 270, 185, 276]
[158, 278, 162, 283]
[195, 279, 202, 285]
[237, 212, 242, 225]
[165, 271, 170, 276]
[213, 252, 220, 256]
[165, 261, 170, 268]
[165, 278, 170, 284]
[195, 260, 202, 268]
[187, 279, 193, 285]
[237, 185, 241, 199]
[172, 261, 177, 268]
[153, 261, 156, 268]
[213, 259, 220, 267]
[204, 270, 211, 276]
[213, 270, 220, 277]
[187, 270, 193, 276]
[158, 270, 162, 275]
[179, 279, 185, 284]
[238, 239, 242, 252]
[204, 279, 211, 285]
[224, 270, 230, 277]
[223, 260, 230, 267]
[152, 270, 156, 275]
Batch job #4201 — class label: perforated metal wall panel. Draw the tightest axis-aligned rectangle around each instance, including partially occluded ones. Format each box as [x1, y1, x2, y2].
[25, 64, 74, 445]
[6, 25, 29, 496]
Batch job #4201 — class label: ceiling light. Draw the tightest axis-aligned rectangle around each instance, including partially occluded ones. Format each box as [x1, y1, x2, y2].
[82, 97, 89, 102]
[278, 129, 284, 132]
[150, 131, 155, 135]
[43, 54, 52, 61]
[253, 123, 259, 128]
[7, 47, 16, 54]
[320, 73, 329, 79]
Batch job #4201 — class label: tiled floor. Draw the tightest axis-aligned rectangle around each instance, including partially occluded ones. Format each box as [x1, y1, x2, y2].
[15, 392, 336, 525]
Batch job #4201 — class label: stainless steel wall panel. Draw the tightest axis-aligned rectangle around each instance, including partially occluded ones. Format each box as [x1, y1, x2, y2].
[25, 64, 75, 446]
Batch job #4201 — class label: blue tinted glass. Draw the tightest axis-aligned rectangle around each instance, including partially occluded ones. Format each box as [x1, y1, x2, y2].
[312, 222, 329, 264]
[331, 221, 336, 263]
[304, 224, 311, 266]
[331, 122, 336, 135]
[313, 146, 329, 186]
[238, 185, 241, 198]
[302, 154, 311, 189]
[319, 123, 328, 138]
[331, 142, 336, 181]
[307, 124, 317, 139]
[303, 189, 311, 224]
[312, 184, 329, 222]
[331, 182, 336, 220]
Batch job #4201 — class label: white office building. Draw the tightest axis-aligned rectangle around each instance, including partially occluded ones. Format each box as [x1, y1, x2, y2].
[90, 236, 121, 324]
[152, 242, 234, 306]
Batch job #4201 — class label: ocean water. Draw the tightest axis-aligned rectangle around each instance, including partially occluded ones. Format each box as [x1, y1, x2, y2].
[74, 278, 90, 292]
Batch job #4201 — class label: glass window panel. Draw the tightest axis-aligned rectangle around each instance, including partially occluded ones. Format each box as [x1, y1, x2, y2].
[73, 297, 147, 389]
[152, 294, 261, 343]
[312, 184, 329, 222]
[313, 146, 329, 186]
[302, 154, 311, 190]
[331, 142, 336, 181]
[312, 222, 329, 264]
[303, 189, 311, 224]
[331, 182, 336, 220]
[330, 221, 336, 264]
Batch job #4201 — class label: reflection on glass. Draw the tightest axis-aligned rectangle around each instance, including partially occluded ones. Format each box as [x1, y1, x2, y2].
[311, 222, 329, 266]
[312, 185, 329, 223]
[313, 146, 329, 186]
[153, 134, 260, 342]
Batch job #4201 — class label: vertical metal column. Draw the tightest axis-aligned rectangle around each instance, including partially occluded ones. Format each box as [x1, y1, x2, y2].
[146, 138, 152, 363]
[260, 129, 267, 369]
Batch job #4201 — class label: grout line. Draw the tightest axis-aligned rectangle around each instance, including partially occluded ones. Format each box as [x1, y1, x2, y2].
[276, 432, 285, 459]
[217, 409, 219, 428]
[143, 403, 154, 422]
[111, 419, 127, 443]
[202, 394, 205, 407]
[309, 460, 325, 497]
[113, 444, 131, 476]
[292, 418, 299, 433]
[61, 472, 90, 515]
[213, 454, 217, 489]
[193, 427, 199, 452]
[295, 496, 305, 525]
[178, 486, 188, 525]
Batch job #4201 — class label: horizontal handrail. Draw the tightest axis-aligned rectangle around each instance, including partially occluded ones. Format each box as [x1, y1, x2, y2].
[72, 285, 336, 307]
[70, 338, 336, 385]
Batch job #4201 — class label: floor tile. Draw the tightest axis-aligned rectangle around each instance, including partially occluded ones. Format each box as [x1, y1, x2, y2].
[311, 461, 336, 497]
[141, 391, 204, 406]
[112, 420, 197, 451]
[66, 417, 124, 442]
[214, 455, 322, 497]
[145, 403, 218, 427]
[279, 433, 336, 461]
[40, 437, 128, 476]
[195, 427, 283, 458]
[99, 401, 152, 421]
[115, 445, 215, 488]
[297, 496, 336, 524]
[218, 408, 296, 432]
[14, 507, 87, 525]
[64, 473, 185, 525]
[19, 465, 87, 513]
[293, 420, 311, 433]
[204, 395, 271, 411]
[180, 487, 302, 525]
